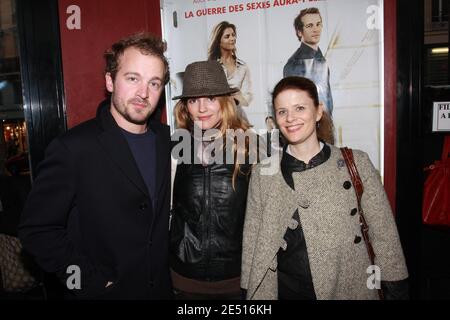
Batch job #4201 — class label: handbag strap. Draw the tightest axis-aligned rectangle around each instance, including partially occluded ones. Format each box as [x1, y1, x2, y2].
[340, 147, 384, 300]
[442, 135, 450, 160]
[341, 147, 364, 203]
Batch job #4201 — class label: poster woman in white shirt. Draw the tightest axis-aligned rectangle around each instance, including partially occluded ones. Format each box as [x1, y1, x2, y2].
[208, 21, 253, 122]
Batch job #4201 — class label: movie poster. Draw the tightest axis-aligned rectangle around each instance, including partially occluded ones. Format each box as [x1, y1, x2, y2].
[161, 0, 384, 170]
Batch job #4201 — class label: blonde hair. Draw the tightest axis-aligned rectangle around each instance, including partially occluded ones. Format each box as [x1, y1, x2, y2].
[174, 96, 254, 188]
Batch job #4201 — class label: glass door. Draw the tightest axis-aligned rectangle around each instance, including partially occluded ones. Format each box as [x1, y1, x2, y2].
[0, 0, 29, 177]
[0, 0, 31, 244]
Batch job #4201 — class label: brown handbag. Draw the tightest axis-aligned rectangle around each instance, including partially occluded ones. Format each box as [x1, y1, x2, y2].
[340, 147, 385, 300]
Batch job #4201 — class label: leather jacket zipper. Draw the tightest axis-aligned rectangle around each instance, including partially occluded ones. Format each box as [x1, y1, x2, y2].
[204, 165, 212, 279]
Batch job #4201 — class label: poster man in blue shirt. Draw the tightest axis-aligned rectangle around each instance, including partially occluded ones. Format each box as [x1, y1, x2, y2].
[283, 7, 334, 115]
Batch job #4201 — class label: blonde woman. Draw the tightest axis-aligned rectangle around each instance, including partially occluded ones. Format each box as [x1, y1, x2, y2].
[170, 61, 259, 299]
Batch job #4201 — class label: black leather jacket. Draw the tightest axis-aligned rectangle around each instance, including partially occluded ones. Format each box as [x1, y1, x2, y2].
[170, 160, 251, 281]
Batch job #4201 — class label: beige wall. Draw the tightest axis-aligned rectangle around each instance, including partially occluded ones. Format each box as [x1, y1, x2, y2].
[0, 0, 18, 59]
[424, 0, 448, 45]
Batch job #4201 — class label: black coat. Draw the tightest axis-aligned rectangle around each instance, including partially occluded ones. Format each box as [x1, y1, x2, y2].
[19, 101, 172, 299]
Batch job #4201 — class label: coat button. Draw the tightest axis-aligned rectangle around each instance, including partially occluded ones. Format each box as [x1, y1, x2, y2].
[288, 218, 299, 230]
[343, 181, 352, 190]
[140, 203, 148, 210]
[299, 200, 310, 209]
[351, 208, 358, 216]
[354, 236, 362, 244]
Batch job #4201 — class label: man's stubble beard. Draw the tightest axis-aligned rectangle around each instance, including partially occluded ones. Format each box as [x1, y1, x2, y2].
[112, 95, 154, 125]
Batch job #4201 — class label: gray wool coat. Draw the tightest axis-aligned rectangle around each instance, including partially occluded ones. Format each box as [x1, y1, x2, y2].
[241, 145, 408, 300]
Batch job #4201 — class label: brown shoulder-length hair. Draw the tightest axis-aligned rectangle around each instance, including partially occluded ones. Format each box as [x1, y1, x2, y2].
[271, 76, 335, 145]
[174, 95, 254, 188]
[207, 21, 237, 61]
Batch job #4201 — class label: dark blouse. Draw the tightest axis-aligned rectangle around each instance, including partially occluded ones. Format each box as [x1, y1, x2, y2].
[277, 144, 330, 300]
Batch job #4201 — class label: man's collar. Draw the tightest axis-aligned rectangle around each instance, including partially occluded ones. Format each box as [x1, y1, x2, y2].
[301, 41, 319, 52]
[299, 42, 324, 59]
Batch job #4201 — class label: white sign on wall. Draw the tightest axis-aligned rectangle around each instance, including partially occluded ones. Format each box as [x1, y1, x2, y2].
[433, 101, 450, 132]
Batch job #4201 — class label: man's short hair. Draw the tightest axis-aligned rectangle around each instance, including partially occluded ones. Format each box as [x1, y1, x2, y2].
[104, 32, 170, 84]
[293, 7, 322, 39]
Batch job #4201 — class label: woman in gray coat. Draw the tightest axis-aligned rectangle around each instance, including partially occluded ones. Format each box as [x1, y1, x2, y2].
[241, 77, 409, 300]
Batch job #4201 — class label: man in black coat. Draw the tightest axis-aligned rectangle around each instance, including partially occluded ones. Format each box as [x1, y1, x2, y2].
[19, 33, 172, 299]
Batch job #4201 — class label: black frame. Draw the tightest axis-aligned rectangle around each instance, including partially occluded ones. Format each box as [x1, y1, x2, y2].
[16, 0, 67, 178]
[396, 0, 424, 299]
